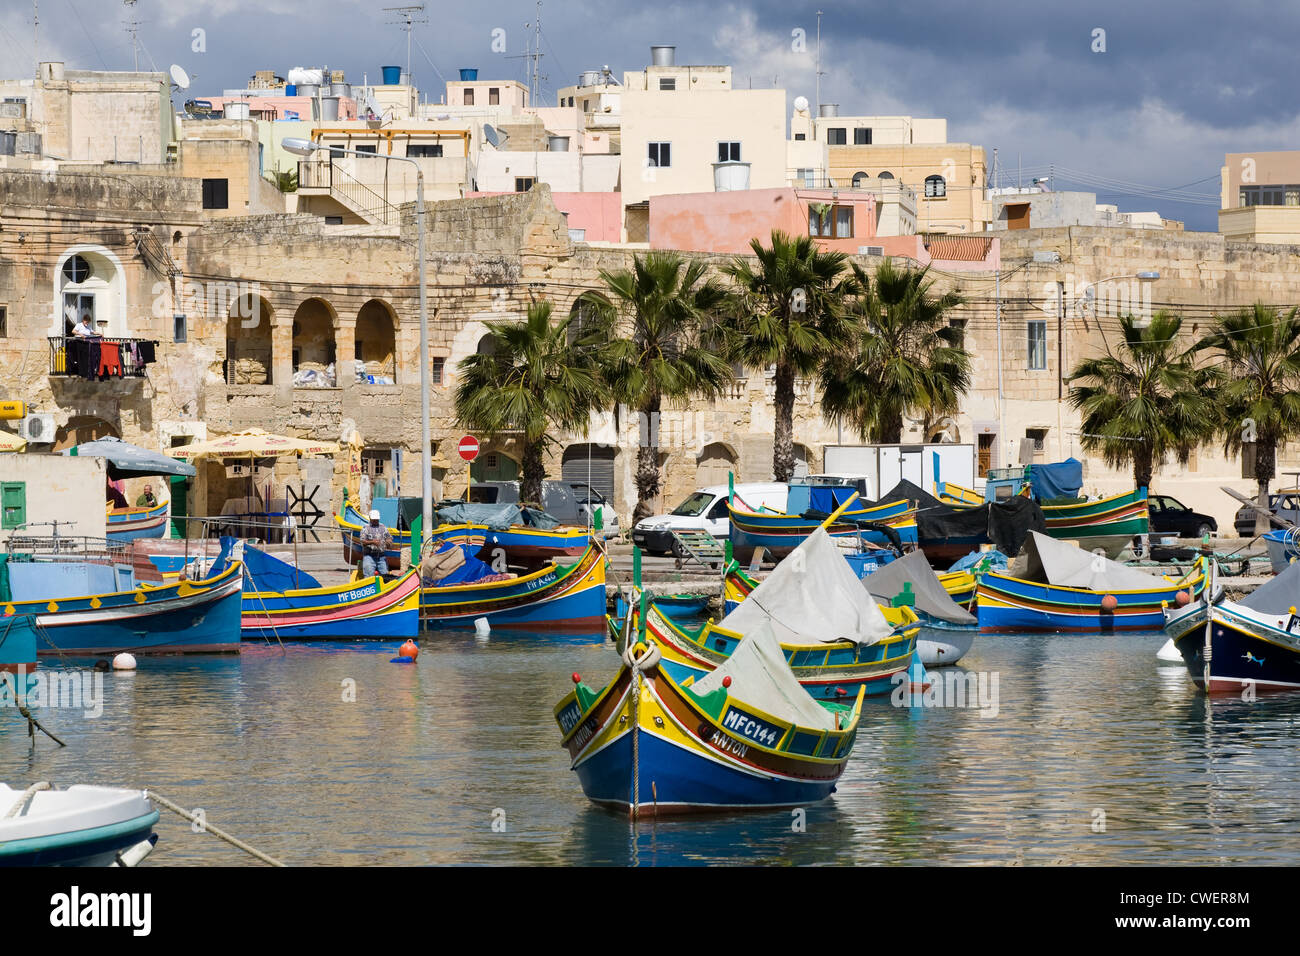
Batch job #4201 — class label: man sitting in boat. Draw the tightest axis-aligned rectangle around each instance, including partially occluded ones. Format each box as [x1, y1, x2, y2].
[136, 483, 158, 508]
[360, 510, 395, 578]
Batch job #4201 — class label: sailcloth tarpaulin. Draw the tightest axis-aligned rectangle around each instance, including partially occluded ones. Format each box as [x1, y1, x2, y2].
[1013, 530, 1167, 591]
[719, 526, 895, 646]
[1239, 561, 1300, 615]
[691, 619, 837, 731]
[862, 549, 976, 626]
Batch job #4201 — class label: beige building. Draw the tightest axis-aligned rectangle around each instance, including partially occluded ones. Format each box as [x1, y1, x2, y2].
[1219, 150, 1300, 243]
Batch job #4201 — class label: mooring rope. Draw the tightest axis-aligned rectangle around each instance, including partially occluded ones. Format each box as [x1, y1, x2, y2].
[3, 780, 51, 817]
[146, 791, 285, 867]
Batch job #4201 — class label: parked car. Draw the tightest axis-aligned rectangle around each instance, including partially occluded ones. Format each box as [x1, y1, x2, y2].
[1147, 494, 1217, 539]
[1233, 491, 1300, 537]
[633, 482, 789, 556]
[466, 479, 620, 532]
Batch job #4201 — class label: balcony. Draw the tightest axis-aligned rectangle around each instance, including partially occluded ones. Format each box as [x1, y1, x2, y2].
[49, 336, 152, 379]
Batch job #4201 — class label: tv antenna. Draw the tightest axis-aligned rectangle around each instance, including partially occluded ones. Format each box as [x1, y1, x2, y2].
[506, 2, 547, 105]
[124, 0, 141, 71]
[815, 10, 825, 119]
[383, 4, 427, 87]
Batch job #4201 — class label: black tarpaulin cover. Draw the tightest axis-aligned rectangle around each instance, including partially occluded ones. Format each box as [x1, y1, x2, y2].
[912, 496, 1046, 557]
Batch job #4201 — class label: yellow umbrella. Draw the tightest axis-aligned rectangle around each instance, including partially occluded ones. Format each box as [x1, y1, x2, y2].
[172, 427, 340, 460]
[0, 431, 26, 452]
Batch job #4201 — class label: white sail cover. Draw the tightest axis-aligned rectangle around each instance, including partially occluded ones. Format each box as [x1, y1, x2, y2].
[691, 618, 837, 731]
[720, 526, 895, 646]
[1013, 530, 1170, 591]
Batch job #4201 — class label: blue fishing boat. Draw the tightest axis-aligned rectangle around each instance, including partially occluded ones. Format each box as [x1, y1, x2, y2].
[1164, 561, 1300, 694]
[728, 481, 916, 563]
[613, 591, 708, 623]
[105, 498, 170, 543]
[857, 549, 977, 666]
[240, 544, 420, 640]
[1262, 528, 1300, 574]
[555, 626, 864, 815]
[978, 531, 1204, 633]
[1, 537, 243, 655]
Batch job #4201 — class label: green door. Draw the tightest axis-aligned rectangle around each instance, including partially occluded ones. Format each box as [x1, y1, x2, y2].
[1, 482, 26, 530]
[470, 452, 519, 483]
[169, 473, 189, 538]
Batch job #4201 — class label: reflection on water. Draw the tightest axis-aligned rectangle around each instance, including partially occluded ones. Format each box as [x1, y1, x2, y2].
[4, 629, 1300, 865]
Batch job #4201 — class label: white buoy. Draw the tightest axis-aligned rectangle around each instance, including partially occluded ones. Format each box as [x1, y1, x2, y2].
[474, 617, 491, 639]
[112, 652, 138, 671]
[1155, 638, 1182, 663]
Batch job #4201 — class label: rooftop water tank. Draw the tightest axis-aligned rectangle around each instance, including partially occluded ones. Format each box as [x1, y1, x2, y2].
[548, 135, 570, 152]
[381, 65, 402, 85]
[819, 103, 839, 117]
[651, 45, 676, 67]
[297, 83, 320, 99]
[225, 102, 250, 120]
[579, 69, 602, 87]
[330, 82, 352, 98]
[285, 83, 297, 96]
[713, 160, 751, 192]
[321, 96, 340, 121]
[459, 68, 478, 81]
[288, 67, 324, 86]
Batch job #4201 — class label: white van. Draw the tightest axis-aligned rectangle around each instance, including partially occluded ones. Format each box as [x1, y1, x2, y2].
[633, 483, 788, 556]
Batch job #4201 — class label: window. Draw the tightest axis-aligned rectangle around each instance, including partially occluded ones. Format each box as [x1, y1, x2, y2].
[407, 144, 443, 158]
[329, 146, 345, 159]
[432, 357, 445, 385]
[0, 305, 6, 337]
[355, 144, 377, 155]
[798, 168, 816, 187]
[808, 205, 854, 238]
[202, 178, 229, 209]
[489, 87, 499, 105]
[852, 171, 869, 188]
[1026, 428, 1048, 453]
[826, 127, 847, 145]
[925, 175, 947, 198]
[647, 142, 671, 167]
[324, 215, 344, 225]
[878, 171, 894, 179]
[854, 127, 872, 145]
[514, 177, 535, 192]
[62, 255, 91, 284]
[464, 88, 475, 106]
[717, 141, 741, 163]
[1, 481, 25, 530]
[977, 434, 995, 477]
[1027, 321, 1047, 370]
[794, 132, 806, 141]
[173, 313, 187, 343]
[659, 77, 676, 91]
[1240, 184, 1300, 207]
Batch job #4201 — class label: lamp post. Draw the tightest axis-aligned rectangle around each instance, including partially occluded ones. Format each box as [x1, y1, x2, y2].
[281, 137, 432, 558]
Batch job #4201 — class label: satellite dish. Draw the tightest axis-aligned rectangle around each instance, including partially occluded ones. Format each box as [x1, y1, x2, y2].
[793, 95, 809, 113]
[169, 64, 191, 90]
[483, 123, 500, 149]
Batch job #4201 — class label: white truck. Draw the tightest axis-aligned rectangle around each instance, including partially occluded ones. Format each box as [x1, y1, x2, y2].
[822, 443, 976, 499]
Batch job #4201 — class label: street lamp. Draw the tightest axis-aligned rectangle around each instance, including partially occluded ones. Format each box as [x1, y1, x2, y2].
[1076, 271, 1160, 319]
[282, 137, 433, 561]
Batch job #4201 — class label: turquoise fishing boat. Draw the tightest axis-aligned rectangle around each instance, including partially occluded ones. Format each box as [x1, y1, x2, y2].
[727, 481, 915, 563]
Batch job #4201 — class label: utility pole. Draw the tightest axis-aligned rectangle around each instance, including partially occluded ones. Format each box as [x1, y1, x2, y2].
[384, 5, 427, 87]
[815, 10, 824, 127]
[124, 0, 140, 72]
[32, 1, 38, 79]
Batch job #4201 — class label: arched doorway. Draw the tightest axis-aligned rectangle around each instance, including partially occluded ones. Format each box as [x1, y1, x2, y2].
[470, 450, 519, 483]
[696, 442, 738, 486]
[562, 443, 616, 499]
[567, 294, 606, 346]
[475, 332, 498, 356]
[226, 294, 273, 384]
[355, 299, 397, 384]
[293, 298, 337, 387]
[851, 171, 869, 188]
[53, 415, 119, 451]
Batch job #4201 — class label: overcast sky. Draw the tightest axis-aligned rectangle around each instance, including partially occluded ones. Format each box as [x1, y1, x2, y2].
[3, 0, 1295, 230]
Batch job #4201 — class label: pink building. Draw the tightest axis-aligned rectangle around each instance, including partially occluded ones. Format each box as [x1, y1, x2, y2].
[200, 95, 357, 122]
[649, 187, 999, 270]
[468, 190, 623, 244]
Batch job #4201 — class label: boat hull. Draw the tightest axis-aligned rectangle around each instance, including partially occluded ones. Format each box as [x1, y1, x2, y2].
[1041, 488, 1149, 559]
[242, 570, 420, 640]
[727, 500, 915, 563]
[421, 546, 606, 631]
[0, 811, 160, 866]
[916, 624, 975, 667]
[3, 563, 244, 655]
[106, 500, 170, 543]
[1165, 598, 1300, 693]
[977, 563, 1204, 633]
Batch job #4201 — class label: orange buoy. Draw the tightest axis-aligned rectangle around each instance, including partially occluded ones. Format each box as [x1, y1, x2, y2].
[1101, 594, 1119, 612]
[572, 672, 582, 684]
[1175, 591, 1191, 606]
[399, 640, 419, 659]
[722, 676, 732, 688]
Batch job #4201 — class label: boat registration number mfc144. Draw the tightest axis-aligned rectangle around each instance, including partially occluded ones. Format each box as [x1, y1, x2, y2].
[720, 707, 781, 748]
[337, 582, 378, 603]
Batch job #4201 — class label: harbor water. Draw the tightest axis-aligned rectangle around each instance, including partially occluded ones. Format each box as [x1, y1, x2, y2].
[5, 628, 1300, 866]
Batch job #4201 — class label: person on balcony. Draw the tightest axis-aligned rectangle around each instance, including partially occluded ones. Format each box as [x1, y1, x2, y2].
[73, 311, 98, 338]
[359, 509, 393, 578]
[136, 483, 159, 508]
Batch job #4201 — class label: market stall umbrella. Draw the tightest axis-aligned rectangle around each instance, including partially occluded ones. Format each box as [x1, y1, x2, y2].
[171, 428, 340, 461]
[0, 432, 26, 452]
[63, 435, 195, 478]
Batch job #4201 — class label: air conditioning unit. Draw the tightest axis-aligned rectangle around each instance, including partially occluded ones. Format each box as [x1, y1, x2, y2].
[18, 413, 55, 443]
[858, 245, 885, 256]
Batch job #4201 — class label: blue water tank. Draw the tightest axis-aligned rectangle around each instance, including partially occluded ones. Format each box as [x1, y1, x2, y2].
[285, 83, 297, 96]
[381, 65, 402, 85]
[459, 68, 478, 81]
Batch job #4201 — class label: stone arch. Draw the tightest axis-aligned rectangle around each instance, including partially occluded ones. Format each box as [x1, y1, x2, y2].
[793, 442, 815, 477]
[475, 332, 498, 355]
[566, 292, 608, 345]
[226, 293, 274, 384]
[355, 298, 397, 383]
[696, 441, 739, 487]
[877, 171, 894, 180]
[53, 414, 119, 451]
[292, 297, 338, 386]
[51, 244, 128, 337]
[851, 171, 869, 188]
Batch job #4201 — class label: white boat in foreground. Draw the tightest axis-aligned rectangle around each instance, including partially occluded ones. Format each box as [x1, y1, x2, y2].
[0, 783, 159, 866]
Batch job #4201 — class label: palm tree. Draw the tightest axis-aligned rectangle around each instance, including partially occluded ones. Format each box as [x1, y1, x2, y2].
[1066, 311, 1216, 491]
[820, 260, 970, 444]
[722, 230, 853, 481]
[1198, 303, 1300, 534]
[454, 301, 609, 505]
[580, 252, 733, 522]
